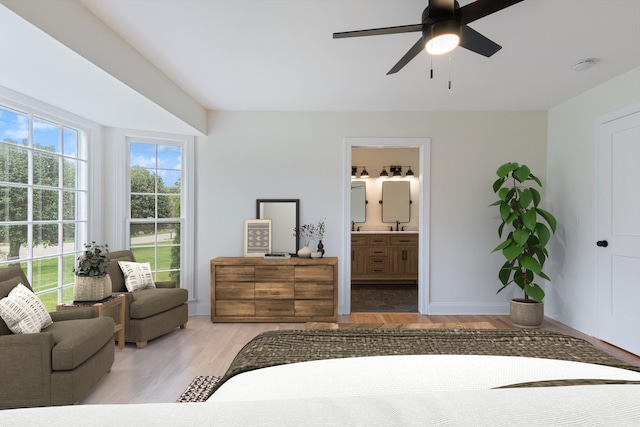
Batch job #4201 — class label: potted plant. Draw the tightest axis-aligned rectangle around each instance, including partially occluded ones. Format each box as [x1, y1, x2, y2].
[73, 242, 113, 301]
[491, 162, 557, 328]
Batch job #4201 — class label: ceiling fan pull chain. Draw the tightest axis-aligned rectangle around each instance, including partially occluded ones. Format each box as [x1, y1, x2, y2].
[448, 55, 452, 90]
[430, 54, 434, 79]
[430, 27, 434, 79]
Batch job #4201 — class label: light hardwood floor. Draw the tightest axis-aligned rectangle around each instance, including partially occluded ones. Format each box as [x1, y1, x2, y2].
[79, 314, 640, 405]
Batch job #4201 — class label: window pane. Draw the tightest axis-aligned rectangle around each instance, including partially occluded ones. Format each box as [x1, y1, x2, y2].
[63, 191, 76, 220]
[63, 128, 77, 157]
[62, 253, 75, 286]
[63, 158, 76, 188]
[131, 246, 156, 271]
[33, 189, 59, 221]
[130, 143, 156, 168]
[0, 186, 28, 221]
[34, 152, 59, 187]
[158, 145, 181, 170]
[159, 170, 181, 194]
[0, 108, 28, 146]
[0, 224, 27, 261]
[158, 195, 177, 218]
[158, 223, 180, 246]
[34, 223, 59, 253]
[32, 257, 58, 293]
[130, 167, 156, 194]
[0, 144, 28, 184]
[130, 222, 155, 244]
[131, 194, 156, 219]
[33, 118, 60, 153]
[39, 289, 59, 312]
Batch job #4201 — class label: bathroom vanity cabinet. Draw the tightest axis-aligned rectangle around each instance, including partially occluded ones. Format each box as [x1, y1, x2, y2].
[351, 233, 418, 284]
[210, 257, 338, 322]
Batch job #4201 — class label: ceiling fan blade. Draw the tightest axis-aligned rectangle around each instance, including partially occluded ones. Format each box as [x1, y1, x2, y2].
[333, 24, 422, 39]
[387, 37, 425, 75]
[459, 0, 523, 25]
[459, 25, 502, 57]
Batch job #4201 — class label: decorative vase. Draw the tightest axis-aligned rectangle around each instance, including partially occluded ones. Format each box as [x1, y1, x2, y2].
[510, 298, 544, 329]
[317, 239, 325, 257]
[73, 274, 113, 301]
[297, 246, 312, 258]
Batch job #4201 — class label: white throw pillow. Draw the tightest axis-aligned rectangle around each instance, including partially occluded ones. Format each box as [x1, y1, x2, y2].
[0, 283, 53, 334]
[118, 261, 156, 292]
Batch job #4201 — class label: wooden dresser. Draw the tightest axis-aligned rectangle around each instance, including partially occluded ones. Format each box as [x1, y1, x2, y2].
[210, 257, 338, 322]
[351, 233, 418, 285]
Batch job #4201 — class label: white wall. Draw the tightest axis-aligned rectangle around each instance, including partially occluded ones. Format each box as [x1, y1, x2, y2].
[191, 111, 547, 315]
[546, 67, 640, 334]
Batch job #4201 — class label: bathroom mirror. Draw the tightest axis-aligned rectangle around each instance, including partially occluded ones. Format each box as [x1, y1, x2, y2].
[256, 199, 299, 254]
[382, 181, 410, 223]
[351, 181, 366, 223]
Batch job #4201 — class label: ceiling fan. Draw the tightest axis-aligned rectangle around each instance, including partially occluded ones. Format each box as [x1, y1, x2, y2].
[333, 0, 524, 75]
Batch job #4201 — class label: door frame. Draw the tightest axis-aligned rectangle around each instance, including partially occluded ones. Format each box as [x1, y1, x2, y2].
[341, 137, 431, 314]
[593, 101, 640, 340]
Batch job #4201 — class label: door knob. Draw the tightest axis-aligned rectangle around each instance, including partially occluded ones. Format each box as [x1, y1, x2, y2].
[596, 240, 609, 247]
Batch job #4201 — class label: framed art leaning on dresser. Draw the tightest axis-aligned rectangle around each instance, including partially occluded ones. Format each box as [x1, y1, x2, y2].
[244, 219, 271, 257]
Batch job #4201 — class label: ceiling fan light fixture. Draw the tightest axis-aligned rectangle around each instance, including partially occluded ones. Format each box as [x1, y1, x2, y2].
[426, 33, 459, 55]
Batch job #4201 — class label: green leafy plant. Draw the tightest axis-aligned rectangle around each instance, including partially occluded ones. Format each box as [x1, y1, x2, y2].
[491, 162, 557, 302]
[74, 242, 110, 277]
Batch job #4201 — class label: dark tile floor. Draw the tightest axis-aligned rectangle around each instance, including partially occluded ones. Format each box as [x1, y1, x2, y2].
[351, 284, 418, 312]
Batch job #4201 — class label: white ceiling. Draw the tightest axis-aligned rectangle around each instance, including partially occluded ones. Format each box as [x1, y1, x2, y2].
[78, 0, 640, 111]
[2, 0, 640, 132]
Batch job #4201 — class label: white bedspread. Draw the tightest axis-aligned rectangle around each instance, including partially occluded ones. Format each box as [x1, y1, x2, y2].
[2, 355, 640, 426]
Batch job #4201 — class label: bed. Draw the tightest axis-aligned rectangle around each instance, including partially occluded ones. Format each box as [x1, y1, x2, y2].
[3, 329, 640, 426]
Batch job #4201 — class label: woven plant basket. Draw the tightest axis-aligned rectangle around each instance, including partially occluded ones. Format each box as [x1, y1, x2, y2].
[73, 274, 112, 301]
[510, 298, 544, 329]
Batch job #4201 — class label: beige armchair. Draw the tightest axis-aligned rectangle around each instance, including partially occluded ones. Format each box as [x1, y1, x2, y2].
[0, 266, 115, 408]
[107, 250, 188, 349]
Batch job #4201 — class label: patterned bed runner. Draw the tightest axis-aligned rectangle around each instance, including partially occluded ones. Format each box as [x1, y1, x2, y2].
[210, 328, 640, 398]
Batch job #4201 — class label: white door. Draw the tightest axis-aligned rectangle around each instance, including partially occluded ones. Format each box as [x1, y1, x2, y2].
[596, 109, 640, 355]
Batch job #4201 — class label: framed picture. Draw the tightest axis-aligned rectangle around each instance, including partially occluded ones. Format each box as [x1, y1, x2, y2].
[244, 219, 272, 257]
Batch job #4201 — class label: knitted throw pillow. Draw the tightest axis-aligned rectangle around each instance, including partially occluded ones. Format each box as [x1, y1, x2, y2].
[0, 283, 53, 334]
[118, 261, 156, 292]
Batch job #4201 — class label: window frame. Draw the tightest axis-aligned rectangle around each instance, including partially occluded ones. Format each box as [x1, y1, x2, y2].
[119, 130, 194, 300]
[0, 89, 103, 308]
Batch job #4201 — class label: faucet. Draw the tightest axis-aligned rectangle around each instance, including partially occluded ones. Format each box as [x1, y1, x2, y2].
[395, 221, 400, 231]
[351, 221, 355, 232]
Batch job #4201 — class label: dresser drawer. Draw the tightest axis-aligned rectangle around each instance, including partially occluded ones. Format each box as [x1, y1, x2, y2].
[256, 300, 294, 317]
[214, 265, 254, 281]
[215, 282, 254, 299]
[216, 300, 255, 317]
[295, 265, 334, 281]
[255, 266, 294, 282]
[295, 299, 334, 317]
[255, 282, 294, 299]
[295, 282, 334, 299]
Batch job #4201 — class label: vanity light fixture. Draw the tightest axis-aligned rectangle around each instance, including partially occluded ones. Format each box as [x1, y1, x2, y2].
[390, 165, 402, 177]
[379, 166, 389, 177]
[351, 166, 370, 178]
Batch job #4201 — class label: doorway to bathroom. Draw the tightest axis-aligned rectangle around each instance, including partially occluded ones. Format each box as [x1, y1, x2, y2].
[341, 138, 430, 315]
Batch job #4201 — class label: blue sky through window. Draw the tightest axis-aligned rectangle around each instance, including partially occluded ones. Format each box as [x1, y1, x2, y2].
[130, 142, 182, 191]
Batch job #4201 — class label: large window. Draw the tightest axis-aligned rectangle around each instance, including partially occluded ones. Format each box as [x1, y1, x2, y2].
[0, 105, 88, 310]
[128, 141, 182, 285]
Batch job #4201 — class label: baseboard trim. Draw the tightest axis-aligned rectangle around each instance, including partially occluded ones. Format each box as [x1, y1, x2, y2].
[427, 302, 509, 315]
